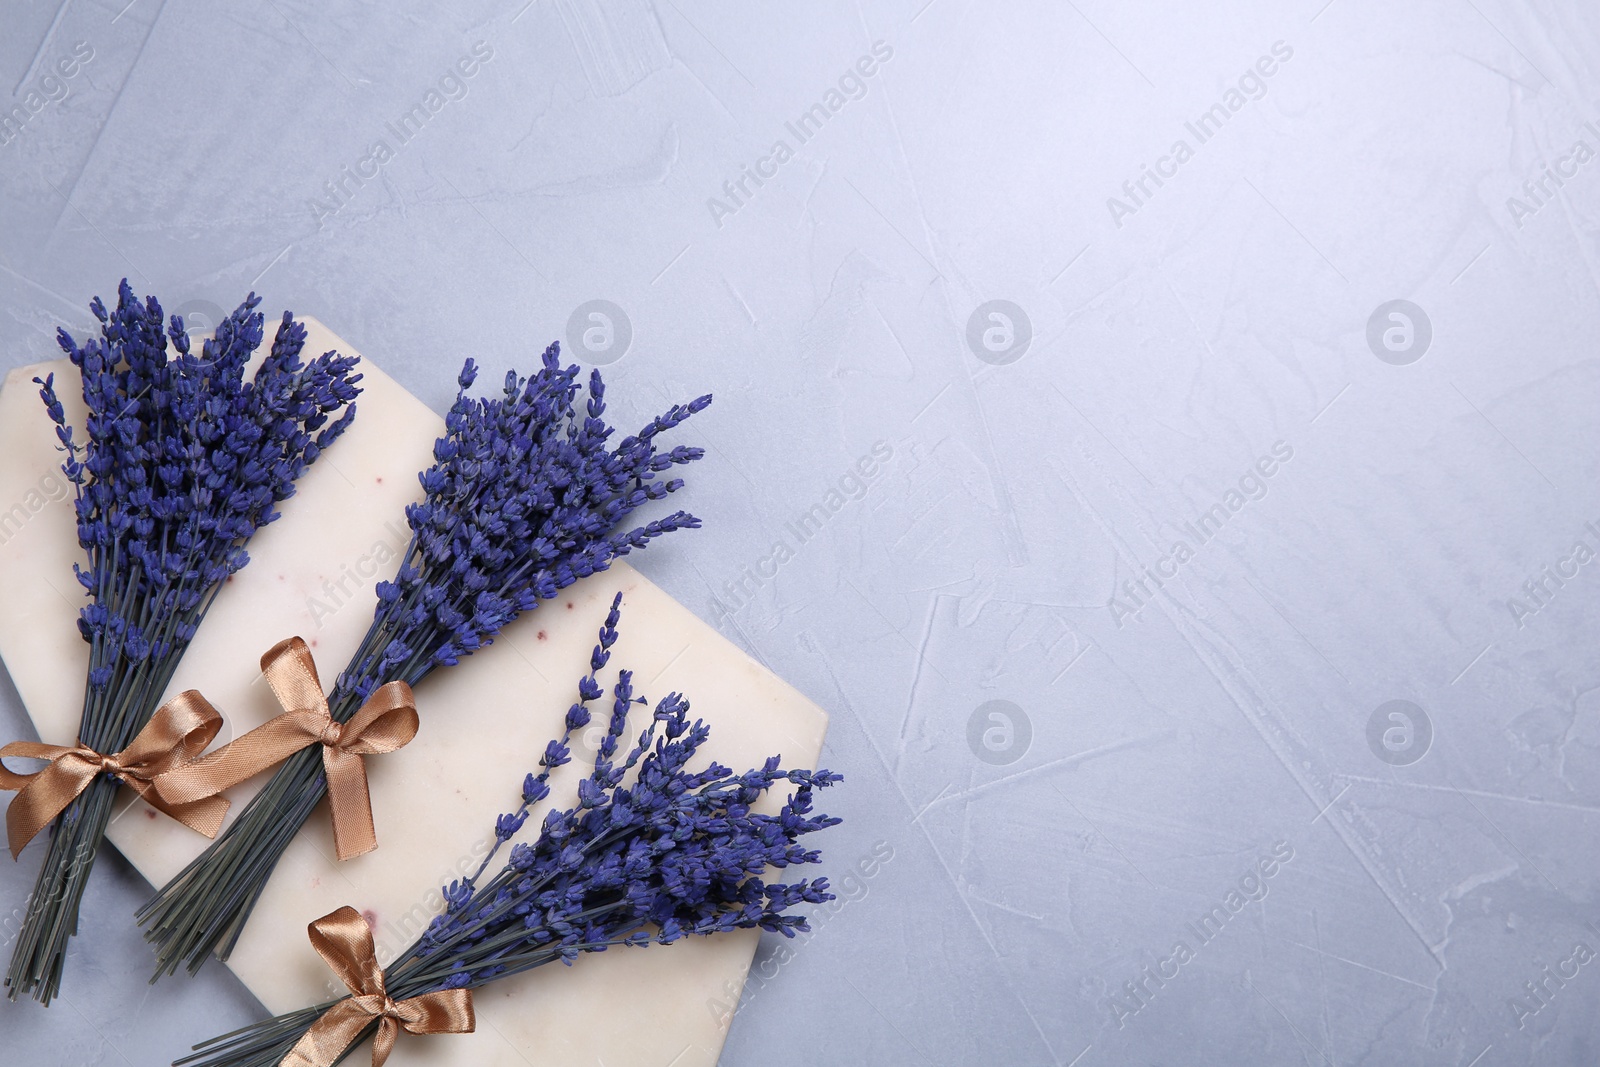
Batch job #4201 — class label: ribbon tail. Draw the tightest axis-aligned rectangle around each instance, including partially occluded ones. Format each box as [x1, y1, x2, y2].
[370, 1017, 400, 1067]
[7, 782, 73, 860]
[280, 998, 380, 1067]
[322, 748, 377, 861]
[397, 988, 476, 1036]
[124, 780, 231, 839]
[2, 749, 96, 860]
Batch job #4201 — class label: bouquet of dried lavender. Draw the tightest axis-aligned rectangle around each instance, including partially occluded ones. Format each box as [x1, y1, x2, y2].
[176, 594, 839, 1067]
[139, 347, 712, 978]
[1, 282, 361, 1004]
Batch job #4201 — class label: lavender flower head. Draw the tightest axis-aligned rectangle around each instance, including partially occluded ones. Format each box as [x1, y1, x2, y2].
[393, 592, 841, 993]
[139, 346, 711, 982]
[340, 347, 711, 698]
[8, 282, 359, 1006]
[174, 582, 839, 1063]
[38, 281, 360, 717]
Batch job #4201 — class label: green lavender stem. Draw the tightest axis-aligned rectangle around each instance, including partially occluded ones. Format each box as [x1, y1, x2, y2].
[139, 534, 465, 975]
[172, 934, 590, 1067]
[4, 779, 117, 1006]
[144, 353, 711, 988]
[6, 597, 204, 1004]
[9, 285, 362, 1005]
[139, 746, 329, 976]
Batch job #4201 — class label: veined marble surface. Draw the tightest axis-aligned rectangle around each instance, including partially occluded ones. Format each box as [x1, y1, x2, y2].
[2, 1, 1599, 1064]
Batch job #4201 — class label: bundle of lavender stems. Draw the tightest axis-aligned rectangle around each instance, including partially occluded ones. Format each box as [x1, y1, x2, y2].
[6, 283, 361, 1004]
[177, 594, 840, 1067]
[139, 346, 712, 977]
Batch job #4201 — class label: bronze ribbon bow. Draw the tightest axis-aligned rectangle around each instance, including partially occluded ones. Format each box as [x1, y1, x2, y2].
[281, 906, 474, 1067]
[0, 692, 230, 859]
[153, 637, 418, 861]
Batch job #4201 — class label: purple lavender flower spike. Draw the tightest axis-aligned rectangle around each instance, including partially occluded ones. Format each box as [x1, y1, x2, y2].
[9, 282, 360, 1006]
[142, 345, 714, 980]
[176, 596, 841, 1067]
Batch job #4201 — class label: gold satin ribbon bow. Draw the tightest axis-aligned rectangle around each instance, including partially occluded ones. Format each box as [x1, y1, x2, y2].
[281, 905, 474, 1067]
[0, 693, 230, 859]
[154, 637, 418, 861]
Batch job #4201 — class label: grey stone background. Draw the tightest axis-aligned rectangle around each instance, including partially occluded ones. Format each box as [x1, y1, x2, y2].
[2, 0, 1599, 1064]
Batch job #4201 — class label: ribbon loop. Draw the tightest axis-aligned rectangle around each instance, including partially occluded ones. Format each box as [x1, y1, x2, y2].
[0, 691, 229, 858]
[281, 906, 474, 1067]
[152, 638, 418, 861]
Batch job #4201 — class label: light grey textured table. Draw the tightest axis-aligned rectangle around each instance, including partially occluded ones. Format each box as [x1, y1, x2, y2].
[3, 2, 1599, 1065]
